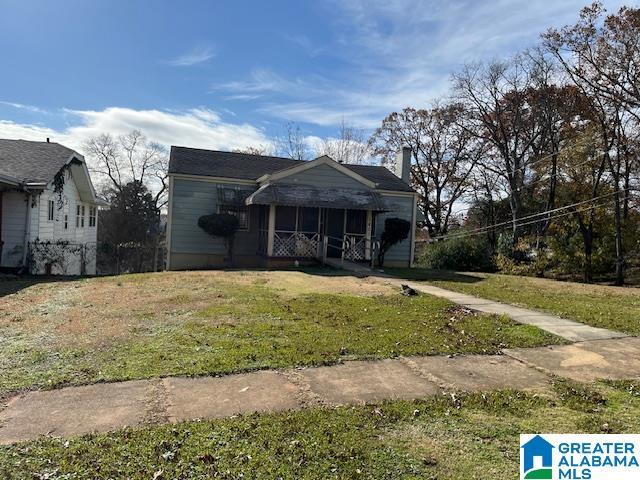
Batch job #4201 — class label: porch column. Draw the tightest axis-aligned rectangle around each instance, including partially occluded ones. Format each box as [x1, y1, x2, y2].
[365, 210, 372, 260]
[267, 204, 276, 256]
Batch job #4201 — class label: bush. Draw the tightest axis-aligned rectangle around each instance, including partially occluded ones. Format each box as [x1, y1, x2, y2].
[198, 213, 240, 264]
[420, 236, 495, 272]
[198, 213, 240, 238]
[378, 217, 411, 266]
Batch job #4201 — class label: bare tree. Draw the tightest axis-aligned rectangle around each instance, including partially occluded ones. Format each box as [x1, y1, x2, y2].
[84, 130, 169, 208]
[453, 56, 545, 247]
[370, 104, 483, 236]
[273, 122, 312, 160]
[232, 145, 276, 156]
[316, 119, 371, 164]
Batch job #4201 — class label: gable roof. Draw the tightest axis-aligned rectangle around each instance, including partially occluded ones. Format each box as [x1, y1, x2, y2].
[169, 146, 414, 192]
[257, 155, 377, 189]
[0, 139, 78, 184]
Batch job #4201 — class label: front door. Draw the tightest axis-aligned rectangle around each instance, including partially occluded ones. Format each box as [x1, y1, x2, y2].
[325, 208, 344, 258]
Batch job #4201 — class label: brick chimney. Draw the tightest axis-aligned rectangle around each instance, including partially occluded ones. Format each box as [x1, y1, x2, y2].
[395, 147, 411, 183]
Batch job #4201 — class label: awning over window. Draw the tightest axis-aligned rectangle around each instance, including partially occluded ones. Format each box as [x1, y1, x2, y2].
[245, 183, 390, 211]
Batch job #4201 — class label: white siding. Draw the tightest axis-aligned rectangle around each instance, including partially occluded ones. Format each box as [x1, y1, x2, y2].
[1, 192, 28, 268]
[1, 168, 99, 274]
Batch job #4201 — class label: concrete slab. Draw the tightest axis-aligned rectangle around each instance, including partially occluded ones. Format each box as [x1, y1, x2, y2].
[164, 371, 300, 422]
[299, 359, 439, 405]
[504, 337, 640, 382]
[0, 380, 151, 445]
[407, 354, 550, 391]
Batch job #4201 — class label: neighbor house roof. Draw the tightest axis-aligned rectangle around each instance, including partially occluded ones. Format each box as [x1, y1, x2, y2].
[0, 139, 78, 184]
[169, 146, 414, 192]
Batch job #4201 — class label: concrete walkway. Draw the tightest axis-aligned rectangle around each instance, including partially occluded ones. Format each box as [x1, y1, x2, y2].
[327, 261, 627, 342]
[1, 337, 639, 445]
[383, 278, 627, 342]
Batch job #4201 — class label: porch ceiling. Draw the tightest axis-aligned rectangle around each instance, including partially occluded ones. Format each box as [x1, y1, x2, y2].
[245, 183, 390, 211]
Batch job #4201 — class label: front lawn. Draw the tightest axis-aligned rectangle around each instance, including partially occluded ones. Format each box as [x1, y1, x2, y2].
[1, 379, 639, 479]
[387, 269, 640, 335]
[0, 270, 560, 398]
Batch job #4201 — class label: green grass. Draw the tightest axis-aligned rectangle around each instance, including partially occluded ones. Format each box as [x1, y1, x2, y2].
[2, 379, 639, 479]
[387, 268, 640, 335]
[0, 277, 560, 398]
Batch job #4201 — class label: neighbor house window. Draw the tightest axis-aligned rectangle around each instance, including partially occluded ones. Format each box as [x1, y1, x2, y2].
[218, 205, 249, 230]
[76, 204, 85, 227]
[89, 206, 96, 227]
[47, 200, 55, 221]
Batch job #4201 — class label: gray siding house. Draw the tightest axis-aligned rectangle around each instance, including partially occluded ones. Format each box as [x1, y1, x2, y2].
[166, 147, 418, 269]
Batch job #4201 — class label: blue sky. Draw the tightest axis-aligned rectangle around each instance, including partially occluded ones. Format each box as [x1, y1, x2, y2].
[0, 0, 630, 154]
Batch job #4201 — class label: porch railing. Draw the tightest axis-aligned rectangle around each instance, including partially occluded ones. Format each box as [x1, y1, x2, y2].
[320, 234, 380, 267]
[272, 230, 321, 258]
[261, 229, 379, 266]
[344, 234, 366, 261]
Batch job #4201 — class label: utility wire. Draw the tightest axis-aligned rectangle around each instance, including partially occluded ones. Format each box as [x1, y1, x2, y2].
[478, 135, 594, 179]
[426, 199, 614, 243]
[428, 188, 631, 243]
[515, 152, 606, 192]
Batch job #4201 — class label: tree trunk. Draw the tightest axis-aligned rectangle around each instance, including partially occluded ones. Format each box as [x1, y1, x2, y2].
[576, 213, 593, 283]
[613, 190, 625, 285]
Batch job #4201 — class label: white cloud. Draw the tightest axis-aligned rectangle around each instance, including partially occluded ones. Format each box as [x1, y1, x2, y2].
[216, 0, 628, 128]
[165, 46, 215, 67]
[0, 100, 48, 114]
[0, 107, 270, 154]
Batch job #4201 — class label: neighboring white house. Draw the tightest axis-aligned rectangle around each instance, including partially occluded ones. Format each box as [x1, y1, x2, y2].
[0, 138, 105, 275]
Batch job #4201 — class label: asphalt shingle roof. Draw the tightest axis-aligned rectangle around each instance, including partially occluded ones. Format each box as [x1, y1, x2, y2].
[169, 146, 414, 192]
[0, 139, 78, 183]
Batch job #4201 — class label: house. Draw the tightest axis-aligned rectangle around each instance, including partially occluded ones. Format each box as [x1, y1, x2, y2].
[521, 435, 554, 475]
[0, 139, 105, 275]
[166, 146, 418, 270]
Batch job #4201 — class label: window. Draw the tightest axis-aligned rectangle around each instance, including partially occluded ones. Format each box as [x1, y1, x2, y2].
[64, 214, 68, 230]
[216, 186, 252, 231]
[76, 205, 86, 228]
[218, 205, 249, 230]
[89, 206, 96, 227]
[47, 200, 55, 221]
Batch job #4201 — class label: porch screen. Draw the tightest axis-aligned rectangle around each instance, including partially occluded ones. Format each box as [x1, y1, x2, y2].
[346, 209, 367, 234]
[275, 206, 297, 231]
[298, 207, 319, 232]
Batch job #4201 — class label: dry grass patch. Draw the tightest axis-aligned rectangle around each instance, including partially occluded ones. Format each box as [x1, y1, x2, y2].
[0, 269, 560, 398]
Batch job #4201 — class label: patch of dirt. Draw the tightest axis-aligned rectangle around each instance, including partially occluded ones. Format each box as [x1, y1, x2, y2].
[246, 271, 394, 298]
[0, 270, 395, 352]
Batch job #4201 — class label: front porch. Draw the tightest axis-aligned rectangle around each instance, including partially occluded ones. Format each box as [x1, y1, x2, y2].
[257, 205, 377, 263]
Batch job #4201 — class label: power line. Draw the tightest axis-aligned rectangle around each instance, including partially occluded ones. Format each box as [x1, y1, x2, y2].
[418, 139, 605, 216]
[428, 188, 631, 243]
[480, 135, 594, 179]
[427, 199, 614, 243]
[515, 152, 606, 192]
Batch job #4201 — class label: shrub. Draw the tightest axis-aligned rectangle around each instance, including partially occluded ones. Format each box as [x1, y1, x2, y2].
[377, 217, 411, 267]
[198, 213, 240, 264]
[420, 236, 495, 272]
